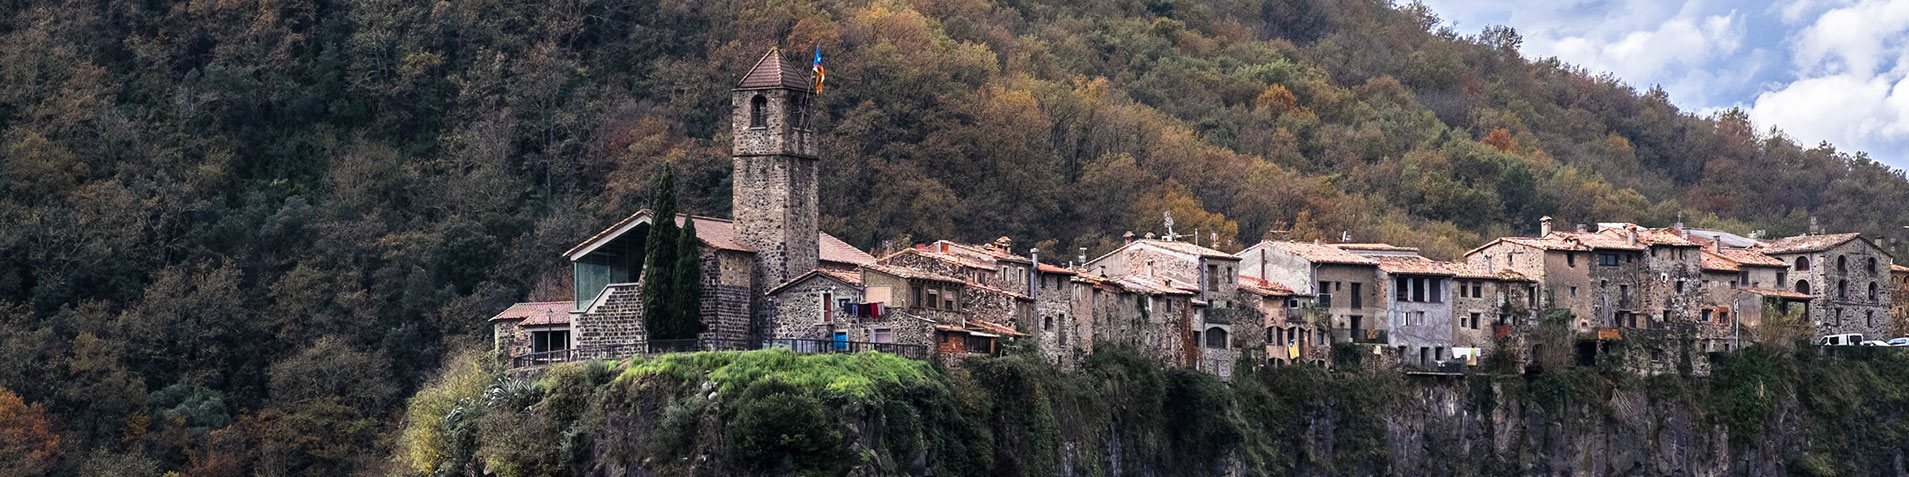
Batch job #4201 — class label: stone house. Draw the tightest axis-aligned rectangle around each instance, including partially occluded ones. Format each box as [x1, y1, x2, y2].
[1242, 276, 1324, 366]
[1761, 233, 1894, 339]
[1238, 241, 1383, 345]
[878, 238, 1081, 365]
[860, 263, 1030, 357]
[1693, 245, 1797, 351]
[1604, 225, 1706, 326]
[1465, 217, 1648, 332]
[1449, 267, 1537, 357]
[1368, 254, 1458, 367]
[489, 301, 572, 359]
[1084, 238, 1257, 378]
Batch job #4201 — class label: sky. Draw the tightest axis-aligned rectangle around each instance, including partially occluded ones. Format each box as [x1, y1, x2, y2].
[1416, 0, 1909, 169]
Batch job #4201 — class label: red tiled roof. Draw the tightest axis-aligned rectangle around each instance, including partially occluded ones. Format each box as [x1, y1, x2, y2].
[736, 48, 812, 90]
[863, 263, 965, 284]
[1370, 256, 1462, 276]
[967, 319, 1027, 337]
[1238, 276, 1299, 296]
[1132, 239, 1238, 259]
[1715, 247, 1787, 268]
[1037, 263, 1078, 275]
[1700, 251, 1741, 272]
[1110, 274, 1199, 295]
[1252, 241, 1379, 266]
[1762, 233, 1866, 255]
[765, 268, 866, 295]
[1332, 243, 1421, 253]
[562, 210, 874, 266]
[489, 301, 571, 326]
[1893, 264, 1909, 274]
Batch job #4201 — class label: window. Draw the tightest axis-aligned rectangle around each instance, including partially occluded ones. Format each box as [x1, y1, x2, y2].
[1570, 286, 1578, 298]
[1870, 281, 1880, 301]
[925, 288, 940, 309]
[872, 328, 893, 344]
[1777, 271, 1788, 286]
[1044, 315, 1053, 331]
[1318, 281, 1333, 307]
[1395, 277, 1409, 301]
[1598, 253, 1620, 267]
[1796, 256, 1811, 271]
[1430, 279, 1443, 303]
[1796, 280, 1811, 295]
[530, 329, 570, 353]
[943, 289, 957, 310]
[1839, 279, 1849, 299]
[1738, 271, 1749, 287]
[749, 95, 767, 128]
[1205, 327, 1228, 349]
[1470, 282, 1482, 299]
[1470, 312, 1482, 329]
[1351, 283, 1363, 309]
[1567, 253, 1577, 267]
[1702, 309, 1712, 322]
[1839, 255, 1848, 273]
[912, 285, 924, 309]
[1720, 311, 1730, 326]
[1207, 264, 1221, 291]
[821, 291, 835, 322]
[1869, 257, 1879, 274]
[1675, 280, 1685, 293]
[1868, 311, 1876, 328]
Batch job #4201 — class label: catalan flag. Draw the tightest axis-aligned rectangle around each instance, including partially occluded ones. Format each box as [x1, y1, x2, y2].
[811, 46, 826, 94]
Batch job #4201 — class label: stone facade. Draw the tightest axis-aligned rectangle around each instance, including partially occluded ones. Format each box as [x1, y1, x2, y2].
[1764, 234, 1894, 339]
[1893, 266, 1909, 336]
[575, 282, 644, 348]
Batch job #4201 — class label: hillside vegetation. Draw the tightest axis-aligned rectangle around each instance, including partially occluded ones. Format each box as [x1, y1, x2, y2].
[3, 0, 1908, 473]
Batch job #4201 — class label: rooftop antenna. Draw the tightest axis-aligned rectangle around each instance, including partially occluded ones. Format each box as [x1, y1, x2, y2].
[1340, 230, 1351, 242]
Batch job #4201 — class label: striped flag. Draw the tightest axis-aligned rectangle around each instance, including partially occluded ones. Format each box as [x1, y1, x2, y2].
[811, 46, 826, 94]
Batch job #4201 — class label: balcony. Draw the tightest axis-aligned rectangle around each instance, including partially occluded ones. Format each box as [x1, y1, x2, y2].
[1331, 328, 1389, 344]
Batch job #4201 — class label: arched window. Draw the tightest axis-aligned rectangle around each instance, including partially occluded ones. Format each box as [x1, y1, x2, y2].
[749, 95, 767, 128]
[1869, 257, 1879, 274]
[1796, 280, 1811, 295]
[1839, 279, 1848, 299]
[1870, 282, 1880, 301]
[1204, 327, 1228, 349]
[1838, 255, 1848, 273]
[1796, 256, 1811, 271]
[1867, 310, 1876, 327]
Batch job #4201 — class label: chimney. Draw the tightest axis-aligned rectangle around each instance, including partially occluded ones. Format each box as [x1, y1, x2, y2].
[1078, 247, 1088, 266]
[1809, 216, 1820, 235]
[1627, 227, 1638, 246]
[1575, 224, 1588, 233]
[1540, 216, 1554, 236]
[1711, 240, 1721, 253]
[1029, 247, 1040, 298]
[1123, 231, 1136, 245]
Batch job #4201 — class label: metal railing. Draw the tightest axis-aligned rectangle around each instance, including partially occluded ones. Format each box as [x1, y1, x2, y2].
[510, 337, 929, 367]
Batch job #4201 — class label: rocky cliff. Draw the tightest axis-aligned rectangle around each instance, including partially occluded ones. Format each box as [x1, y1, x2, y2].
[394, 346, 1907, 476]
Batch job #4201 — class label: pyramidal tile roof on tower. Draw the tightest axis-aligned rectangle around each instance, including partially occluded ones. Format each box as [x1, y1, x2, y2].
[736, 48, 813, 90]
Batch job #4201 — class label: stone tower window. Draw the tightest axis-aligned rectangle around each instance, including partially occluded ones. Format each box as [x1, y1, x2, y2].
[1796, 256, 1811, 271]
[1870, 281, 1879, 301]
[1839, 279, 1848, 299]
[1796, 280, 1810, 295]
[1868, 257, 1879, 274]
[1838, 255, 1848, 273]
[749, 95, 767, 129]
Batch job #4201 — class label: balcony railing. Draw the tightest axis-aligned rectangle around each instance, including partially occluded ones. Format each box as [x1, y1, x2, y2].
[1330, 328, 1389, 344]
[510, 337, 929, 368]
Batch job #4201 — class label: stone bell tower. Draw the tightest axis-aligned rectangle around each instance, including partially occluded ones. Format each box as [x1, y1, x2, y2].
[731, 47, 820, 287]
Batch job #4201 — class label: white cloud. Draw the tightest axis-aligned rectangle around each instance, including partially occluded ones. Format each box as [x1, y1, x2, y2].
[1751, 0, 1909, 165]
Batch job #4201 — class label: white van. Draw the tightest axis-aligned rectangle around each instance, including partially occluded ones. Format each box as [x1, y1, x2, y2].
[1818, 334, 1865, 346]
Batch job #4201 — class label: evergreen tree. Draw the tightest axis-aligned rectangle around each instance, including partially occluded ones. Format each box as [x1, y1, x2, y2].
[641, 170, 682, 342]
[668, 217, 706, 339]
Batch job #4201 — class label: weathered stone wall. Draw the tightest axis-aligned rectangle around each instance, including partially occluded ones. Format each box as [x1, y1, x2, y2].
[1381, 273, 1454, 366]
[764, 275, 861, 341]
[1894, 270, 1909, 336]
[1032, 271, 1077, 368]
[1774, 240, 1893, 339]
[1585, 250, 1647, 330]
[575, 282, 644, 348]
[494, 320, 531, 357]
[1451, 278, 1496, 353]
[1316, 264, 1379, 335]
[1638, 245, 1706, 326]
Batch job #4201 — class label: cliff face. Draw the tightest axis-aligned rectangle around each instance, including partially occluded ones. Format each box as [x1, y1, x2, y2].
[395, 347, 1908, 477]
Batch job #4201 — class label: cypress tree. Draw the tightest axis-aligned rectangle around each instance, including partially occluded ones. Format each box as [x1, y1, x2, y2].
[641, 170, 681, 342]
[671, 216, 706, 339]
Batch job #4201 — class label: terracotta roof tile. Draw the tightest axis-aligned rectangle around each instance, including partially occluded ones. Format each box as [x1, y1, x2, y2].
[1762, 233, 1866, 255]
[1132, 239, 1238, 259]
[1893, 264, 1909, 274]
[1251, 241, 1379, 265]
[1715, 247, 1786, 268]
[1331, 243, 1422, 253]
[736, 48, 812, 90]
[1110, 274, 1199, 295]
[863, 263, 965, 284]
[1700, 251, 1741, 272]
[1238, 276, 1298, 296]
[563, 210, 874, 266]
[1371, 256, 1462, 276]
[1740, 288, 1813, 300]
[489, 301, 571, 326]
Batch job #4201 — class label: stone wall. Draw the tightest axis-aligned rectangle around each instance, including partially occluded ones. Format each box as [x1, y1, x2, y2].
[494, 321, 531, 357]
[765, 275, 862, 340]
[1774, 239, 1893, 339]
[1381, 274, 1453, 366]
[575, 282, 644, 348]
[1032, 271, 1078, 368]
[1637, 245, 1706, 326]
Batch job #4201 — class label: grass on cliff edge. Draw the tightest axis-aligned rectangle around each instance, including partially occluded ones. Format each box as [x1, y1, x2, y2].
[615, 348, 936, 401]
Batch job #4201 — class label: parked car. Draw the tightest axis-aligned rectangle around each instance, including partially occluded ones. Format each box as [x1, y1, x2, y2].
[1860, 340, 1889, 346]
[1819, 334, 1865, 346]
[1887, 338, 1909, 347]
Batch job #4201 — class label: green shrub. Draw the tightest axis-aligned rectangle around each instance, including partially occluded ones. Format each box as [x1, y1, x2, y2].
[726, 379, 847, 475]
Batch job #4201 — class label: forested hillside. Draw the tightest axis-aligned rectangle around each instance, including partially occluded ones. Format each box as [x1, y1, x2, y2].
[2, 0, 1907, 473]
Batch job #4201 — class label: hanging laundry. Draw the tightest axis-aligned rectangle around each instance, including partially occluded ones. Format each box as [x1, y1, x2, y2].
[869, 302, 883, 319]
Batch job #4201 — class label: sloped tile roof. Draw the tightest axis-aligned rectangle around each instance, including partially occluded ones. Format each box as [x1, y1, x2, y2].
[1109, 274, 1199, 295]
[1715, 247, 1787, 268]
[736, 48, 812, 90]
[1238, 276, 1299, 296]
[1133, 239, 1238, 259]
[1332, 243, 1422, 253]
[1893, 264, 1909, 274]
[1371, 256, 1460, 276]
[1740, 288, 1813, 300]
[1251, 241, 1378, 265]
[563, 210, 874, 266]
[489, 301, 571, 326]
[864, 263, 965, 284]
[765, 268, 866, 295]
[1762, 233, 1865, 255]
[1700, 251, 1741, 272]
